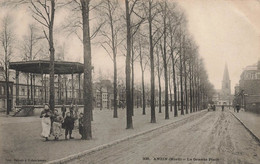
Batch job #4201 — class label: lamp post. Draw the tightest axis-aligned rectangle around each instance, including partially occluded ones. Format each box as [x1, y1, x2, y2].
[244, 93, 248, 111]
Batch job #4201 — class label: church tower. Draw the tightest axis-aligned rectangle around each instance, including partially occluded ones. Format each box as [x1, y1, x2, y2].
[220, 63, 231, 104]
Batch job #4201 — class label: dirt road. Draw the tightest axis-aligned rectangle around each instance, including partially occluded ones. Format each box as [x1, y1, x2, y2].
[70, 109, 260, 164]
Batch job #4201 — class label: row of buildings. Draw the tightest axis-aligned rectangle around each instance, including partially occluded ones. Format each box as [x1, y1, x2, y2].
[233, 61, 260, 113]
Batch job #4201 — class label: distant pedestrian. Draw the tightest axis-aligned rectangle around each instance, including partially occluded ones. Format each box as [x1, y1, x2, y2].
[78, 113, 84, 139]
[40, 104, 52, 141]
[61, 104, 66, 118]
[52, 109, 63, 140]
[63, 112, 75, 140]
[236, 104, 240, 113]
[222, 105, 224, 111]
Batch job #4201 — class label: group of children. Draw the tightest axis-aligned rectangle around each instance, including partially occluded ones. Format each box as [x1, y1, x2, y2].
[62, 109, 84, 140]
[40, 104, 84, 141]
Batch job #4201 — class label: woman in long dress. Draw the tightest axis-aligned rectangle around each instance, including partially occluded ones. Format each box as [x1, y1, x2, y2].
[40, 105, 52, 141]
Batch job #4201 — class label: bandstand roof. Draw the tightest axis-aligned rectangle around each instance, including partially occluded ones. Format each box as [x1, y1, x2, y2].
[9, 60, 84, 74]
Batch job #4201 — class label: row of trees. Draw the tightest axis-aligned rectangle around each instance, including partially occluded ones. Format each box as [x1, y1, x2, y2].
[0, 0, 215, 140]
[122, 0, 215, 128]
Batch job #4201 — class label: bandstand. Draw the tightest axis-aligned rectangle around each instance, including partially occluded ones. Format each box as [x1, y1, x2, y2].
[9, 60, 84, 116]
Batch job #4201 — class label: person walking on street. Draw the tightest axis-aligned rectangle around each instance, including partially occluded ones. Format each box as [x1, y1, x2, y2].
[236, 104, 240, 113]
[40, 104, 52, 141]
[61, 104, 66, 118]
[222, 105, 224, 111]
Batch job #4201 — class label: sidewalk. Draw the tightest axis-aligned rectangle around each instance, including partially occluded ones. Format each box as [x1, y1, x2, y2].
[230, 108, 260, 142]
[0, 107, 205, 164]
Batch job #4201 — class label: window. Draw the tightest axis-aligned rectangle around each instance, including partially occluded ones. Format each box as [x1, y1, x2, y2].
[251, 73, 256, 80]
[257, 73, 260, 79]
[22, 88, 25, 96]
[0, 86, 4, 95]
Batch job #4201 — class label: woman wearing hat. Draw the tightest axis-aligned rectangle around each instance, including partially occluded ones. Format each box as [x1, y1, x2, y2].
[40, 104, 52, 141]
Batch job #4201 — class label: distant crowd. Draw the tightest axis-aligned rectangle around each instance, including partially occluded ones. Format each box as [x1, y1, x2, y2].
[40, 104, 84, 141]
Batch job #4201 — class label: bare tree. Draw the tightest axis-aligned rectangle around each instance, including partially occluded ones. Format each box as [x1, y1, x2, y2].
[20, 24, 44, 105]
[98, 0, 122, 118]
[11, 0, 58, 111]
[137, 32, 149, 115]
[0, 15, 14, 115]
[143, 0, 163, 123]
[159, 0, 169, 119]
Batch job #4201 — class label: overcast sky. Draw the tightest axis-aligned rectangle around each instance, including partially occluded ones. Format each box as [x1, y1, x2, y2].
[178, 0, 260, 92]
[0, 0, 260, 94]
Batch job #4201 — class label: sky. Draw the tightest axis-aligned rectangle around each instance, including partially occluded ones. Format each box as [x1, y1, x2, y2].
[0, 0, 260, 94]
[177, 0, 260, 92]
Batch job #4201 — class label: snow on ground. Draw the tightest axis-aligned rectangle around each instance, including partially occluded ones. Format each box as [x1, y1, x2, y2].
[71, 109, 260, 164]
[231, 109, 260, 140]
[0, 107, 203, 163]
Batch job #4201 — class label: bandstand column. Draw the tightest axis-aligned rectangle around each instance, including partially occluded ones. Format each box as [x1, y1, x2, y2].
[72, 73, 74, 103]
[15, 71, 19, 106]
[78, 73, 81, 104]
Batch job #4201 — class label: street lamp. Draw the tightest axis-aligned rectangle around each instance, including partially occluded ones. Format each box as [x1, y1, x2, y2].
[244, 93, 248, 111]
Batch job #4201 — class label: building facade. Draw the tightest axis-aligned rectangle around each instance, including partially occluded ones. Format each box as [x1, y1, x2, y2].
[235, 61, 260, 113]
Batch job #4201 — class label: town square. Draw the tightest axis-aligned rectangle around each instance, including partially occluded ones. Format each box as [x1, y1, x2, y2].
[0, 0, 260, 163]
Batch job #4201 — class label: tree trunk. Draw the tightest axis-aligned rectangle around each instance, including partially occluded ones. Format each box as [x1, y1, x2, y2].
[106, 0, 118, 118]
[180, 39, 184, 115]
[171, 56, 178, 117]
[156, 47, 162, 113]
[49, 0, 55, 112]
[169, 68, 173, 112]
[125, 0, 133, 129]
[131, 40, 134, 116]
[149, 0, 156, 123]
[81, 0, 92, 139]
[142, 70, 146, 115]
[183, 42, 188, 114]
[189, 60, 193, 113]
[162, 2, 169, 119]
[139, 47, 146, 115]
[113, 59, 118, 117]
[158, 74, 162, 113]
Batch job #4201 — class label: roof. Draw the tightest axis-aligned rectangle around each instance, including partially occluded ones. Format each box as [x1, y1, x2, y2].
[9, 60, 84, 74]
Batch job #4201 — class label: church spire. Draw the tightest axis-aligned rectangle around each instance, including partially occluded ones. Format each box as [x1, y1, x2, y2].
[222, 63, 231, 95]
[223, 63, 230, 81]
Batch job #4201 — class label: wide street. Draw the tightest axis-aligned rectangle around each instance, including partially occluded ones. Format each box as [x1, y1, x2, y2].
[70, 109, 260, 164]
